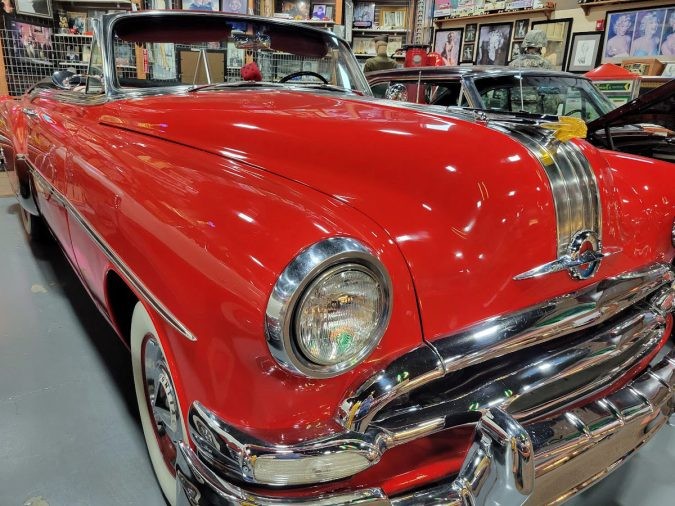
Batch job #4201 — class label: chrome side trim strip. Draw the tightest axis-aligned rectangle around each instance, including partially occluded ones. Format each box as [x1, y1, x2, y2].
[28, 167, 197, 341]
[340, 263, 674, 432]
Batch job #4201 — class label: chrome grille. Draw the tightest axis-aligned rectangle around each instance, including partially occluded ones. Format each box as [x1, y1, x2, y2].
[339, 263, 675, 436]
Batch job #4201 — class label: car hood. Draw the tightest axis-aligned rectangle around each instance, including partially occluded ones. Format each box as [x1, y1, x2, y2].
[587, 80, 675, 133]
[102, 89, 665, 341]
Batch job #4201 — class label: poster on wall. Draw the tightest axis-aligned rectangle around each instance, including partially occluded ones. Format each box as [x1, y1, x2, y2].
[434, 29, 463, 65]
[476, 22, 512, 65]
[7, 20, 53, 65]
[353, 2, 375, 28]
[531, 17, 573, 70]
[15, 0, 53, 19]
[602, 5, 675, 61]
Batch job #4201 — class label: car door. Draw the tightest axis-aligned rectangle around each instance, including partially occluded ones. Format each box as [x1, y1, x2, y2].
[23, 91, 76, 260]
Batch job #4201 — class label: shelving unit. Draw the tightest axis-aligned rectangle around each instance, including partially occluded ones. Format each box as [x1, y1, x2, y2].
[577, 0, 656, 15]
[434, 6, 554, 25]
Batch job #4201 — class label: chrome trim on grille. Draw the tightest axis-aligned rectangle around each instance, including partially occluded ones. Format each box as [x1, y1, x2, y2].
[185, 264, 675, 492]
[341, 263, 674, 432]
[176, 347, 675, 505]
[28, 167, 198, 342]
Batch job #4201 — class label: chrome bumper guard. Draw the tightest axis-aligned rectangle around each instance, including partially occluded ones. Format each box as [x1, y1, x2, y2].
[176, 347, 675, 506]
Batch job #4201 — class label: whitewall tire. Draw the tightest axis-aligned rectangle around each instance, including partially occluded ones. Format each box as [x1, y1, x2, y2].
[19, 206, 44, 241]
[131, 302, 186, 506]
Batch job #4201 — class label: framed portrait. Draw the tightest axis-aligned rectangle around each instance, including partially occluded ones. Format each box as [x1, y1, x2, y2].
[353, 2, 375, 28]
[311, 4, 331, 20]
[7, 20, 53, 64]
[67, 12, 87, 35]
[15, 0, 52, 19]
[182, 0, 218, 11]
[510, 40, 521, 61]
[531, 18, 572, 70]
[464, 24, 477, 43]
[461, 43, 475, 63]
[476, 22, 512, 66]
[434, 28, 464, 65]
[221, 0, 247, 14]
[602, 5, 675, 62]
[380, 7, 407, 29]
[567, 32, 603, 72]
[513, 19, 529, 40]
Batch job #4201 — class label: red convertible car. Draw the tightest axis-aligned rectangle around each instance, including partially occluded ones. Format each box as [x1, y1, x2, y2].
[1, 11, 675, 506]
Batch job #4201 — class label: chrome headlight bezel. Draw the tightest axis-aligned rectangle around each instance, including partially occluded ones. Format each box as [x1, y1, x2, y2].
[265, 237, 392, 378]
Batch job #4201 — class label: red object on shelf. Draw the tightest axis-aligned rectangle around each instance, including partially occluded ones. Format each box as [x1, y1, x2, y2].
[584, 63, 639, 80]
[595, 19, 605, 31]
[403, 44, 430, 67]
[426, 52, 444, 66]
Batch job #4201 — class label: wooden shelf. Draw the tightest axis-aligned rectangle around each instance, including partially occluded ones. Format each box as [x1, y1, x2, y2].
[54, 33, 93, 38]
[434, 6, 554, 25]
[578, 0, 658, 15]
[352, 28, 408, 34]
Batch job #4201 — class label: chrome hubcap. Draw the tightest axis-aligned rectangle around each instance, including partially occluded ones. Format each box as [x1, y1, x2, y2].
[144, 336, 180, 471]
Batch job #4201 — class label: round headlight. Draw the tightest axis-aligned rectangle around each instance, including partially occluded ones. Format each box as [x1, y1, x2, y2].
[295, 264, 386, 367]
[265, 238, 392, 378]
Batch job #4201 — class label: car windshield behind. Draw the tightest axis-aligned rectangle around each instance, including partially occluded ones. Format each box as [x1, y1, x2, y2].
[109, 13, 369, 93]
[473, 74, 615, 121]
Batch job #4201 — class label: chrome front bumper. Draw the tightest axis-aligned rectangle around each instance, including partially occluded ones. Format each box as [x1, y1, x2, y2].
[176, 347, 675, 506]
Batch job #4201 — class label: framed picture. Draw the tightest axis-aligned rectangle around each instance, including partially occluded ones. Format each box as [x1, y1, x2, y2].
[182, 0, 218, 11]
[221, 0, 247, 14]
[380, 7, 407, 29]
[464, 24, 477, 43]
[567, 31, 603, 72]
[513, 19, 529, 40]
[434, 28, 463, 65]
[531, 17, 573, 70]
[149, 0, 171, 8]
[7, 20, 53, 64]
[510, 40, 521, 61]
[620, 58, 664, 76]
[602, 5, 675, 62]
[461, 43, 475, 63]
[353, 2, 375, 28]
[476, 22, 512, 66]
[352, 36, 374, 55]
[663, 62, 675, 77]
[311, 4, 330, 20]
[15, 0, 52, 19]
[67, 12, 87, 35]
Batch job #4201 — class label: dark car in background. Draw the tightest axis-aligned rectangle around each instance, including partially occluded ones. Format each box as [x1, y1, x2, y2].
[367, 66, 674, 162]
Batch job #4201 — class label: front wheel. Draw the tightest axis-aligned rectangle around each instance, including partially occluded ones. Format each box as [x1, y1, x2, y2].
[131, 302, 185, 505]
[19, 206, 44, 241]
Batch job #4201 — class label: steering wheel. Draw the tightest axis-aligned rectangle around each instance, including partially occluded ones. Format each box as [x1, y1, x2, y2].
[564, 109, 583, 117]
[279, 71, 328, 84]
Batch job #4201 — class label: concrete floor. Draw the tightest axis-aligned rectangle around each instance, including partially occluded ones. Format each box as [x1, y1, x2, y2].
[0, 195, 674, 506]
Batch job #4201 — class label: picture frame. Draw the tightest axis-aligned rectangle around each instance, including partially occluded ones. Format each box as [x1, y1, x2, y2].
[221, 0, 247, 14]
[464, 24, 477, 43]
[510, 40, 521, 61]
[620, 58, 665, 76]
[663, 62, 675, 77]
[352, 36, 375, 55]
[531, 17, 573, 70]
[513, 19, 529, 40]
[461, 43, 475, 63]
[182, 0, 218, 11]
[311, 4, 330, 20]
[148, 0, 171, 9]
[14, 0, 52, 19]
[7, 20, 53, 64]
[434, 28, 464, 65]
[567, 31, 603, 72]
[353, 2, 375, 28]
[66, 12, 87, 35]
[602, 5, 675, 62]
[380, 7, 407, 30]
[476, 22, 513, 66]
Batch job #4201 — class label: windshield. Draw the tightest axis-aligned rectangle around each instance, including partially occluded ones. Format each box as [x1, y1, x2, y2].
[473, 75, 615, 121]
[109, 13, 369, 94]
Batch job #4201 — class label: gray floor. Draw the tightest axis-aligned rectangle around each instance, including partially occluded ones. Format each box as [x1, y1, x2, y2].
[1, 196, 674, 506]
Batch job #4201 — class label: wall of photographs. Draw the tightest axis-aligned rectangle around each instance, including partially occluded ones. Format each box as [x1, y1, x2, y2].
[433, 0, 674, 77]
